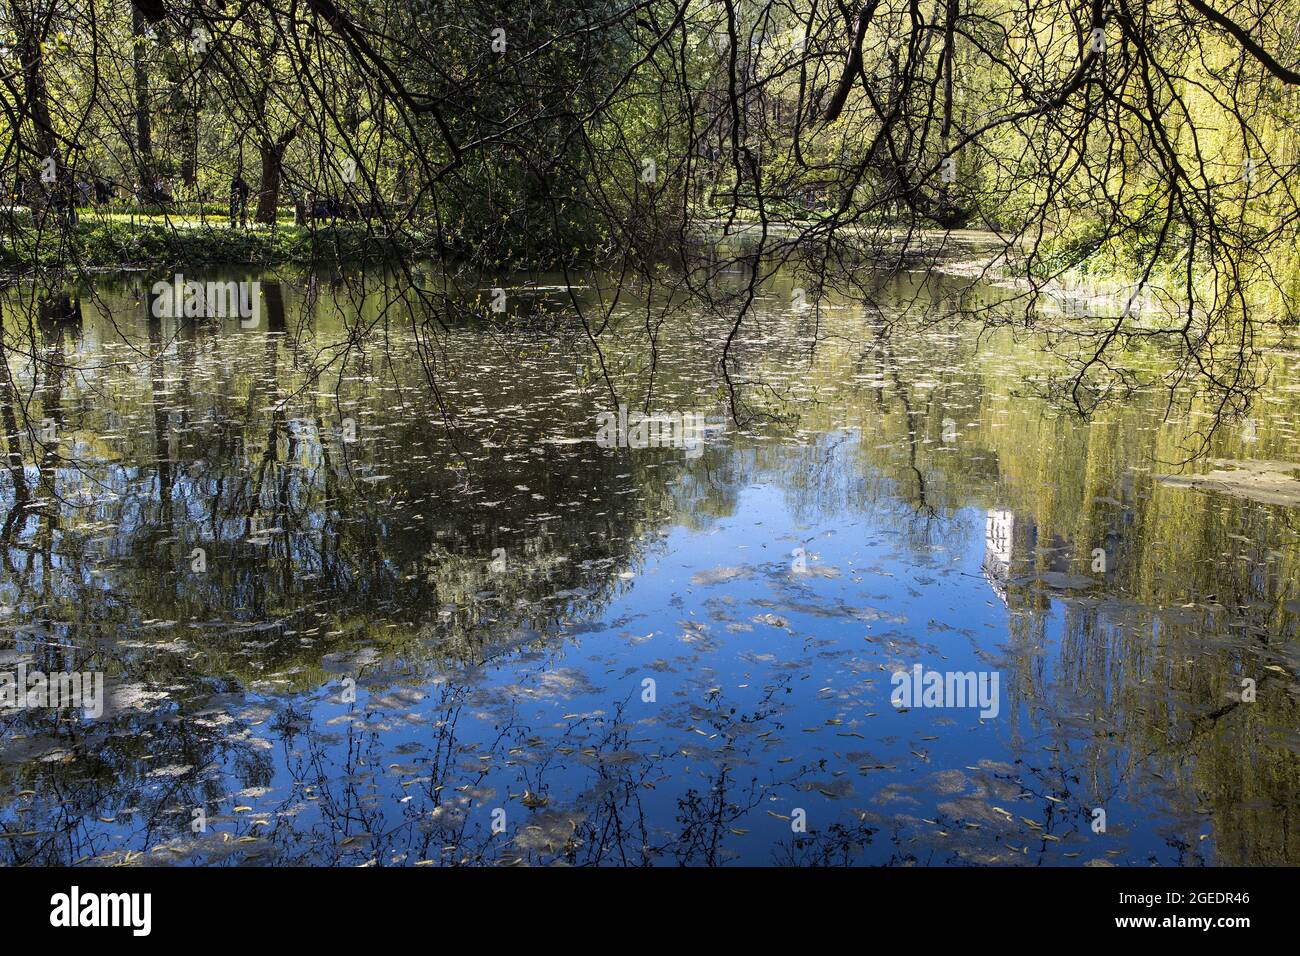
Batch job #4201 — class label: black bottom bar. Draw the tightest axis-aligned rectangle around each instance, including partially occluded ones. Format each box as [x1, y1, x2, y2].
[0, 865, 1276, 942]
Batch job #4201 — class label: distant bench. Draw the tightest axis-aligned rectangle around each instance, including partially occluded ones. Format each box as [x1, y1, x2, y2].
[300, 196, 411, 223]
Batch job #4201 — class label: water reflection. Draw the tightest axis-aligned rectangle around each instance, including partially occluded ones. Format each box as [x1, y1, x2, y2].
[0, 266, 1298, 866]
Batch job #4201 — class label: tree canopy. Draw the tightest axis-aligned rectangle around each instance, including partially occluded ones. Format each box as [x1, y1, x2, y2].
[4, 0, 1300, 421]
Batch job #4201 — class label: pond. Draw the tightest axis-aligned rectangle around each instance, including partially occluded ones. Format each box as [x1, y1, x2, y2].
[0, 261, 1297, 866]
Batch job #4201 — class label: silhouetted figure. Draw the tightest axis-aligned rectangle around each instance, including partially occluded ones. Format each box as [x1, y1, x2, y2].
[230, 174, 250, 228]
[92, 176, 114, 205]
[48, 188, 78, 228]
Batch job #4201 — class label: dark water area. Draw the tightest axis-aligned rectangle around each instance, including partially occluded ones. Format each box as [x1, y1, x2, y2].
[1, 264, 1298, 866]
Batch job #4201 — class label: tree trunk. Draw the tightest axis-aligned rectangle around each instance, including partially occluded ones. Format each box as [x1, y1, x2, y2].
[255, 126, 299, 224]
[255, 139, 286, 224]
[132, 7, 159, 203]
[938, 0, 958, 215]
[9, 0, 59, 206]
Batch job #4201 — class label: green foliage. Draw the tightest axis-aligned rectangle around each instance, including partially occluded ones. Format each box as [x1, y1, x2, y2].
[1, 220, 437, 271]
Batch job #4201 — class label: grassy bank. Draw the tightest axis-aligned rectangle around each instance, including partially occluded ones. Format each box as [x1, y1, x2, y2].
[0, 214, 438, 274]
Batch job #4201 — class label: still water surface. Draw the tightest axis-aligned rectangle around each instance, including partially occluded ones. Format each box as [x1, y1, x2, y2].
[1, 265, 1298, 865]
